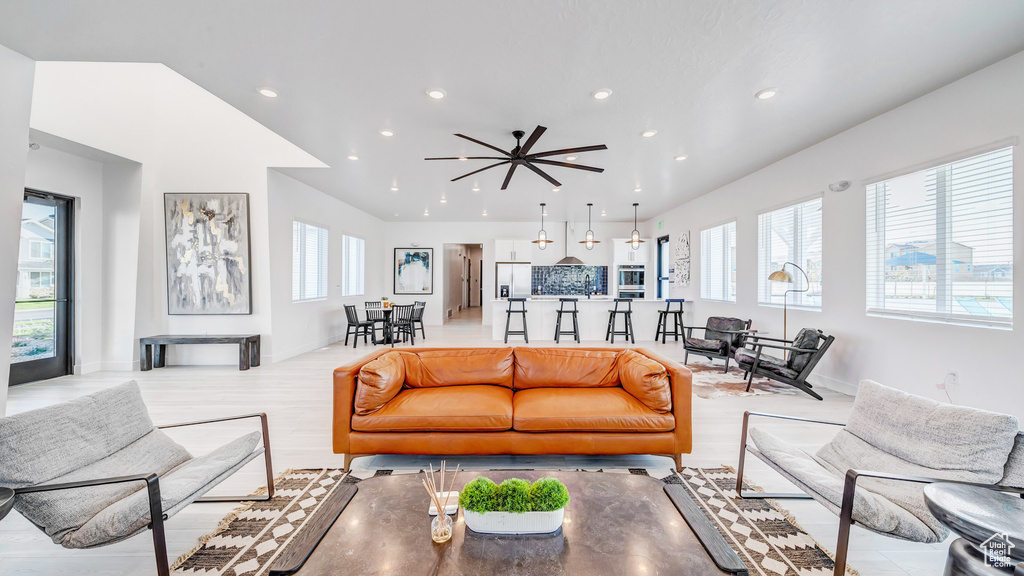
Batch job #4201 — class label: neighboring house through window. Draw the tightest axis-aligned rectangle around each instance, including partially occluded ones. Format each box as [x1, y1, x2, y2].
[758, 196, 823, 308]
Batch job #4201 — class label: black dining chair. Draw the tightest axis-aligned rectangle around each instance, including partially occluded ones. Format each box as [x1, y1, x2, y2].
[364, 302, 388, 344]
[343, 304, 373, 348]
[388, 304, 416, 347]
[412, 301, 426, 340]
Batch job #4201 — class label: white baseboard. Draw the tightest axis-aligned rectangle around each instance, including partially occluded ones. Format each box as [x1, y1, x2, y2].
[74, 362, 104, 375]
[808, 373, 858, 396]
[272, 335, 340, 364]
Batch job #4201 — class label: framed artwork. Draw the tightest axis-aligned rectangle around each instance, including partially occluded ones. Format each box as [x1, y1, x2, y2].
[394, 248, 433, 295]
[164, 193, 252, 314]
[671, 231, 691, 287]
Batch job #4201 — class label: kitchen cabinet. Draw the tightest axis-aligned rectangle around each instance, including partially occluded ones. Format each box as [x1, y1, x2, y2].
[612, 238, 650, 263]
[494, 239, 532, 263]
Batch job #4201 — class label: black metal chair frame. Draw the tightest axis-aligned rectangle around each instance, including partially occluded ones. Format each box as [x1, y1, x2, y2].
[654, 299, 685, 343]
[735, 410, 1024, 576]
[554, 298, 580, 343]
[388, 304, 416, 347]
[12, 413, 274, 576]
[682, 318, 752, 373]
[605, 298, 635, 344]
[343, 305, 373, 348]
[737, 332, 835, 401]
[364, 303, 388, 345]
[504, 298, 528, 343]
[412, 301, 426, 340]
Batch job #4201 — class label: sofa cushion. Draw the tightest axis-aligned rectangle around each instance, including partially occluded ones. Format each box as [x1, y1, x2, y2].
[617, 350, 671, 413]
[355, 352, 405, 415]
[14, 428, 192, 547]
[0, 381, 156, 487]
[513, 348, 620, 389]
[352, 385, 513, 432]
[846, 380, 1018, 482]
[64, 431, 262, 549]
[512, 388, 674, 432]
[400, 348, 514, 388]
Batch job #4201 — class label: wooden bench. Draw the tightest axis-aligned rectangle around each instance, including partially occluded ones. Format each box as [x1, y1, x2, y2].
[140, 334, 261, 371]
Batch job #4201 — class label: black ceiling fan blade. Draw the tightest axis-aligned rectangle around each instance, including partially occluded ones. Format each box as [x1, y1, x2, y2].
[530, 159, 605, 173]
[522, 162, 562, 187]
[450, 161, 509, 182]
[425, 156, 509, 160]
[500, 163, 519, 190]
[454, 134, 513, 157]
[527, 144, 608, 159]
[517, 125, 547, 157]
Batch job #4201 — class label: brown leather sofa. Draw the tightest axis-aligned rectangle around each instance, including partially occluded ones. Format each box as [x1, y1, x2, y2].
[333, 347, 692, 471]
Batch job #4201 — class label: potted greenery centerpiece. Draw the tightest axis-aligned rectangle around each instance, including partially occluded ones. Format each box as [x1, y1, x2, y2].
[381, 296, 390, 309]
[459, 476, 570, 534]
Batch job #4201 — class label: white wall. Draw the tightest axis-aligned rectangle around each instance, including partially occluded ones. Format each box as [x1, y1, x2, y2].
[266, 170, 386, 362]
[0, 44, 34, 414]
[385, 220, 634, 326]
[645, 50, 1024, 416]
[28, 62, 325, 366]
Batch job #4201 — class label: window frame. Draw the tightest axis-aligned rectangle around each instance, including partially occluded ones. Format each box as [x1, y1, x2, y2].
[341, 234, 365, 297]
[865, 142, 1014, 329]
[757, 194, 823, 310]
[700, 219, 737, 303]
[292, 219, 329, 302]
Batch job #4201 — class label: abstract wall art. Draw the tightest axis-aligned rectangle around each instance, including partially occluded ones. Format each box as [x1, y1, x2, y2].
[394, 248, 433, 294]
[672, 231, 691, 287]
[164, 193, 252, 315]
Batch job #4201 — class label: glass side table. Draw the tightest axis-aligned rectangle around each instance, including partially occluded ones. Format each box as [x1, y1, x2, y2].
[924, 482, 1024, 575]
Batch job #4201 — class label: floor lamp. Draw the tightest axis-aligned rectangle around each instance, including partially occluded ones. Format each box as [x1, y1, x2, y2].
[768, 261, 809, 342]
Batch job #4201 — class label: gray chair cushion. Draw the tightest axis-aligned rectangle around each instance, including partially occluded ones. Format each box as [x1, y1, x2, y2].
[846, 380, 1019, 482]
[64, 431, 262, 549]
[734, 349, 798, 379]
[0, 381, 155, 487]
[684, 337, 725, 353]
[15, 429, 192, 546]
[787, 328, 822, 373]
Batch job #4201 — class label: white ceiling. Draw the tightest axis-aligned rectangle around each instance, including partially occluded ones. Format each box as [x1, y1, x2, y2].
[2, 1, 1023, 222]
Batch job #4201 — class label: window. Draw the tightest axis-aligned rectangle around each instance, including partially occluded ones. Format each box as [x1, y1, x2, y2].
[29, 241, 52, 260]
[29, 271, 53, 287]
[342, 235, 365, 296]
[700, 221, 736, 302]
[758, 197, 822, 308]
[292, 221, 328, 301]
[866, 146, 1012, 326]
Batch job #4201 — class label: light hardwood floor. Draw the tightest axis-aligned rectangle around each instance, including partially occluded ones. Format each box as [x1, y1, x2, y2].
[1, 307, 948, 575]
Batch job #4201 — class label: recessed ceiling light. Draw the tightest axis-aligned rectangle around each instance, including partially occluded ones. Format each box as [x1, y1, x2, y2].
[347, 155, 359, 160]
[633, 187, 642, 193]
[471, 186, 480, 192]
[552, 188, 560, 192]
[258, 88, 278, 98]
[755, 88, 777, 100]
[601, 210, 607, 216]
[426, 88, 447, 100]
[424, 209, 429, 216]
[674, 155, 688, 161]
[458, 157, 468, 161]
[641, 130, 657, 138]
[565, 156, 577, 161]
[482, 210, 488, 216]
[592, 89, 612, 100]
[440, 197, 447, 203]
[394, 212, 399, 217]
[379, 129, 395, 137]
[390, 186, 399, 192]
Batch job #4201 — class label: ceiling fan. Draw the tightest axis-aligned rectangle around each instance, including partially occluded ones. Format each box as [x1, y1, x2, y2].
[425, 125, 607, 190]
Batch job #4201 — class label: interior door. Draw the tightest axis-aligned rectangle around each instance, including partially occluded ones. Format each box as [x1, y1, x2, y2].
[10, 191, 73, 385]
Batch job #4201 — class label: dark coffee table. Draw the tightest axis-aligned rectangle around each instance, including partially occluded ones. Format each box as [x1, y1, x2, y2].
[289, 470, 734, 575]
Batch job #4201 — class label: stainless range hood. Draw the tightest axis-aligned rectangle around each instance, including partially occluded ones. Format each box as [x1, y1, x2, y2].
[556, 222, 585, 265]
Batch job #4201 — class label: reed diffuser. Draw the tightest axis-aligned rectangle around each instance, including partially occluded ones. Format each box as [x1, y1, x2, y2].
[421, 461, 460, 543]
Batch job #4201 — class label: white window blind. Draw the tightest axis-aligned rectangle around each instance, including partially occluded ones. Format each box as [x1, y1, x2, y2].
[342, 235, 365, 296]
[758, 197, 822, 308]
[700, 221, 736, 302]
[866, 146, 1013, 327]
[292, 221, 328, 301]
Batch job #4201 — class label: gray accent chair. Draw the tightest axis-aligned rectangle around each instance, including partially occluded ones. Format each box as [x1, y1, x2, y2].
[0, 381, 274, 576]
[736, 379, 1024, 576]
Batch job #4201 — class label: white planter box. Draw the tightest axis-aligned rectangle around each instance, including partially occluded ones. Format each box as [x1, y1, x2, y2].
[462, 508, 565, 535]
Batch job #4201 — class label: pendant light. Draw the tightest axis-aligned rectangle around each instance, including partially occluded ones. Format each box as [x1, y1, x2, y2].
[625, 202, 645, 250]
[531, 203, 553, 250]
[578, 203, 601, 250]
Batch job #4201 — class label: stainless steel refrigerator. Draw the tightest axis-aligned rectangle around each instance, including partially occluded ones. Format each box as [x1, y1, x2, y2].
[495, 263, 532, 299]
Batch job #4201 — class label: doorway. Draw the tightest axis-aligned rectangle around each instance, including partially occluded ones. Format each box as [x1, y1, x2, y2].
[657, 235, 670, 298]
[10, 190, 74, 385]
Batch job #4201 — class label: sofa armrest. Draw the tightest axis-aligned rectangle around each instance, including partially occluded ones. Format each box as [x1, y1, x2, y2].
[333, 350, 389, 454]
[635, 348, 692, 455]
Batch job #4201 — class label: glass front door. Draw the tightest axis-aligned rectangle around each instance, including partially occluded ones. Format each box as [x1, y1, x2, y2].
[10, 191, 73, 385]
[657, 235, 670, 298]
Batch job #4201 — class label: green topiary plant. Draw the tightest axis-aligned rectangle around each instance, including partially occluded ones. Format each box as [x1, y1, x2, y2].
[528, 477, 570, 511]
[458, 477, 498, 513]
[495, 478, 532, 513]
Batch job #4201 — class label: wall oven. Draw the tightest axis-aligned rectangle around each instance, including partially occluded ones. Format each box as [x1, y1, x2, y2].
[617, 265, 645, 289]
[617, 290, 645, 299]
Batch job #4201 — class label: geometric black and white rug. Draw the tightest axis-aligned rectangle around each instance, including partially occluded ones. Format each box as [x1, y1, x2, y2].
[172, 467, 854, 575]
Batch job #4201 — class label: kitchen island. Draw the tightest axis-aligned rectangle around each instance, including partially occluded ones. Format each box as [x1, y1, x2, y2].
[489, 297, 684, 342]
